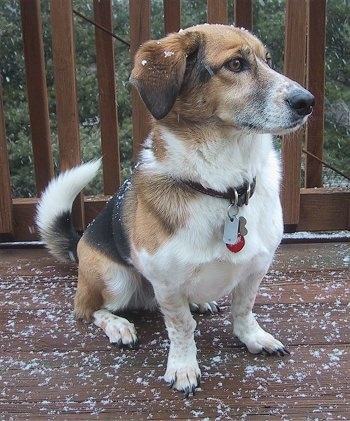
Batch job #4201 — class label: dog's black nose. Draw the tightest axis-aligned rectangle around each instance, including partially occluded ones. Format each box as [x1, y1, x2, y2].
[286, 89, 315, 116]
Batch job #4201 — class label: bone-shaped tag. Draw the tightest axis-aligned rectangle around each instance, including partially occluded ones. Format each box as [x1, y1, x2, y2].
[239, 216, 248, 236]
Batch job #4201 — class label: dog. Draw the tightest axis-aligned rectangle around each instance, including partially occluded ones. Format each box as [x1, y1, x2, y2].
[36, 24, 314, 396]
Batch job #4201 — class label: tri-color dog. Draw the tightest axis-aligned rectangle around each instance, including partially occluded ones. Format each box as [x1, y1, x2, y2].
[36, 24, 314, 396]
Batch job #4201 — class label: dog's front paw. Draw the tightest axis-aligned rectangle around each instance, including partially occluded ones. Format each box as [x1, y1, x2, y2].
[164, 362, 201, 397]
[236, 325, 289, 356]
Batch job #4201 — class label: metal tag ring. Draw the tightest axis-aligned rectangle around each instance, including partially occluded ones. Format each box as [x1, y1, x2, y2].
[245, 182, 251, 206]
[230, 188, 239, 207]
[227, 203, 238, 221]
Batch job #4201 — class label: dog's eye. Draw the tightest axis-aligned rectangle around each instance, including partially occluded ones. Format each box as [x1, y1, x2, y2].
[225, 58, 244, 73]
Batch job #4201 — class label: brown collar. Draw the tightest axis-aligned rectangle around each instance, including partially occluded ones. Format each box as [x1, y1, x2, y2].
[183, 177, 256, 207]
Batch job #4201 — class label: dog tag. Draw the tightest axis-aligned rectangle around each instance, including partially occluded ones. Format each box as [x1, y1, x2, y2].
[223, 214, 239, 244]
[224, 205, 247, 253]
[226, 233, 245, 253]
[239, 216, 248, 236]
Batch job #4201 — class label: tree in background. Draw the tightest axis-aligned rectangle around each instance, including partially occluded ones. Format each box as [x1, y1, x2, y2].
[1, 0, 349, 197]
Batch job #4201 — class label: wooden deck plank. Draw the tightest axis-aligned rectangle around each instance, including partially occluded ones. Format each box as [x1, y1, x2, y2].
[129, 0, 151, 160]
[0, 81, 13, 238]
[234, 0, 253, 30]
[0, 243, 349, 419]
[93, 0, 121, 195]
[20, 0, 54, 195]
[281, 0, 308, 225]
[50, 0, 85, 231]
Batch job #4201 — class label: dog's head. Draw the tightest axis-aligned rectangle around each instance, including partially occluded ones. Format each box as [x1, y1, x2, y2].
[130, 24, 314, 135]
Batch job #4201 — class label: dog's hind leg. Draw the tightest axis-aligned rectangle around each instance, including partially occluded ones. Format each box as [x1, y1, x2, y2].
[231, 270, 289, 356]
[92, 309, 139, 347]
[74, 238, 148, 347]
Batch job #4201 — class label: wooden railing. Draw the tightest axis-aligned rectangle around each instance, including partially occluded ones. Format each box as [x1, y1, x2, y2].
[0, 0, 349, 242]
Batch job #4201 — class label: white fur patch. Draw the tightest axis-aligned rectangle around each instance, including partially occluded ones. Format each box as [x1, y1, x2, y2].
[36, 160, 101, 233]
[93, 309, 138, 346]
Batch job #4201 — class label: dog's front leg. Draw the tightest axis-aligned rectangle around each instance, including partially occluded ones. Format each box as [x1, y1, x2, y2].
[231, 272, 289, 356]
[156, 290, 200, 396]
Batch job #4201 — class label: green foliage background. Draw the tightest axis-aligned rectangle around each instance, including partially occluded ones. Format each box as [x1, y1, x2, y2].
[1, 0, 349, 197]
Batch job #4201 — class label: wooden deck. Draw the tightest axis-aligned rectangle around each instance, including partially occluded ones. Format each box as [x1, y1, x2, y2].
[0, 242, 349, 419]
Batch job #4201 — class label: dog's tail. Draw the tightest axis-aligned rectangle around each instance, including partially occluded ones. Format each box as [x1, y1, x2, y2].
[36, 160, 101, 263]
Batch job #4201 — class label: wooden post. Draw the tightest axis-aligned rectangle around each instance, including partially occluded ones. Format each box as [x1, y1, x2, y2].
[164, 0, 181, 34]
[20, 0, 54, 195]
[234, 0, 253, 30]
[50, 0, 84, 230]
[281, 0, 308, 229]
[207, 0, 228, 24]
[305, 0, 326, 187]
[93, 0, 121, 194]
[0, 81, 13, 239]
[129, 0, 151, 161]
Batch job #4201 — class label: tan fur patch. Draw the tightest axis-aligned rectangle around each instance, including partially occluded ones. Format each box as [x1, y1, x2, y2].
[132, 198, 170, 254]
[183, 25, 267, 68]
[74, 237, 111, 322]
[152, 126, 168, 161]
[123, 170, 197, 254]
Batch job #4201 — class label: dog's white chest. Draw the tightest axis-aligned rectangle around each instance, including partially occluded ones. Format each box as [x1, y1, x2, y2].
[186, 259, 241, 303]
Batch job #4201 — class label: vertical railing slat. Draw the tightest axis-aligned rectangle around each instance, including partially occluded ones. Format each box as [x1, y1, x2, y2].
[281, 0, 308, 228]
[20, 0, 54, 195]
[305, 0, 326, 188]
[207, 0, 228, 24]
[93, 0, 121, 194]
[0, 81, 13, 238]
[234, 0, 253, 30]
[50, 0, 84, 230]
[129, 0, 151, 160]
[164, 0, 181, 34]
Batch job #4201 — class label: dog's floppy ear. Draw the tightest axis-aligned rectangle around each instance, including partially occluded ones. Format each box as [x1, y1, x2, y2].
[130, 31, 201, 120]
